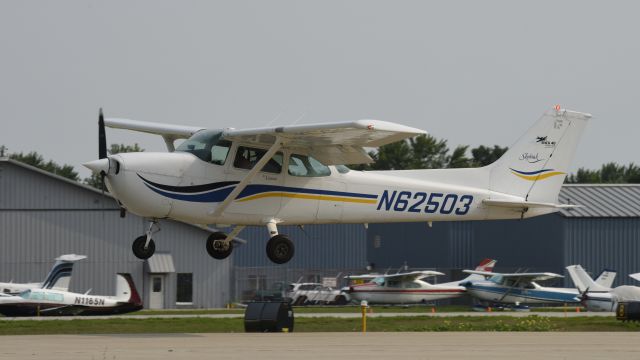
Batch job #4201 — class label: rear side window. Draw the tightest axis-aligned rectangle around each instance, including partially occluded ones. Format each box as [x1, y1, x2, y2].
[288, 154, 331, 177]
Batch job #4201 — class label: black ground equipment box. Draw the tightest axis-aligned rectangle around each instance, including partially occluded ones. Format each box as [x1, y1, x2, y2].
[616, 301, 640, 321]
[244, 301, 294, 332]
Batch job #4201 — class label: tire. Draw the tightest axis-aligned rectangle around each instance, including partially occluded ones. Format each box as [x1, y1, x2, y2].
[206, 232, 233, 259]
[266, 235, 295, 264]
[293, 296, 307, 306]
[333, 295, 348, 305]
[132, 235, 155, 260]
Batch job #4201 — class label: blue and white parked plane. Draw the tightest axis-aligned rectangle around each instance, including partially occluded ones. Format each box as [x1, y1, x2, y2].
[0, 254, 86, 295]
[461, 267, 616, 307]
[84, 107, 589, 264]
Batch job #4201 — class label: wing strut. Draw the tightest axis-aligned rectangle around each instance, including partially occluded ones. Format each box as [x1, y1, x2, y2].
[210, 138, 284, 218]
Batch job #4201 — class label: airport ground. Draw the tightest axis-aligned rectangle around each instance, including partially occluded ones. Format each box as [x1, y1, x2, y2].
[1, 332, 639, 360]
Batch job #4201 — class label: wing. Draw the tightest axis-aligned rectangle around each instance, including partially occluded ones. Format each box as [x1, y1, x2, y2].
[463, 270, 563, 282]
[377, 270, 445, 281]
[222, 120, 427, 165]
[630, 273, 640, 282]
[345, 274, 382, 280]
[105, 118, 205, 140]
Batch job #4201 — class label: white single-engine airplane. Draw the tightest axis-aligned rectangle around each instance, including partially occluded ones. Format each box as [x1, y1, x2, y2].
[462, 267, 616, 308]
[0, 254, 86, 295]
[567, 265, 640, 312]
[84, 107, 589, 263]
[346, 259, 496, 304]
[0, 273, 142, 316]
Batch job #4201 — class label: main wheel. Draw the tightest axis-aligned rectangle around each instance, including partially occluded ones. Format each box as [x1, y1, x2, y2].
[206, 232, 233, 259]
[266, 235, 294, 264]
[132, 235, 156, 260]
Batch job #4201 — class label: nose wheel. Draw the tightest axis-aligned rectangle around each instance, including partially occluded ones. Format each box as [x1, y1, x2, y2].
[132, 220, 159, 260]
[132, 236, 156, 260]
[206, 232, 233, 259]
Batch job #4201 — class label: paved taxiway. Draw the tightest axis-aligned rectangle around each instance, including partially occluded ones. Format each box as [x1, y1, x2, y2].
[0, 311, 614, 320]
[0, 332, 638, 359]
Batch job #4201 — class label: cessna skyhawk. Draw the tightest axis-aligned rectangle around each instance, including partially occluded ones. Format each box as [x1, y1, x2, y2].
[84, 107, 589, 264]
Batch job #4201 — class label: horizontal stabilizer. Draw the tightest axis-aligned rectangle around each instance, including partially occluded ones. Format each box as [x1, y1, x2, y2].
[630, 273, 640, 282]
[483, 199, 582, 209]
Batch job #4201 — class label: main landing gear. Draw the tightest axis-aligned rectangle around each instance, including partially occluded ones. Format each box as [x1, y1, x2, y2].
[202, 221, 295, 264]
[265, 221, 294, 264]
[206, 232, 233, 259]
[132, 221, 158, 260]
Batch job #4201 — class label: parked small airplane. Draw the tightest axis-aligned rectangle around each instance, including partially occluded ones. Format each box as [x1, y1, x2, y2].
[345, 259, 496, 304]
[0, 273, 142, 316]
[0, 254, 86, 295]
[84, 107, 589, 264]
[566, 265, 640, 312]
[461, 267, 616, 308]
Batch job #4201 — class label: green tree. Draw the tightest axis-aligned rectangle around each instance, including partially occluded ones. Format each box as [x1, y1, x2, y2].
[84, 143, 144, 188]
[470, 145, 508, 167]
[9, 151, 79, 181]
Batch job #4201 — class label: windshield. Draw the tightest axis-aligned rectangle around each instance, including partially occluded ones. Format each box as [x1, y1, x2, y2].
[175, 130, 231, 164]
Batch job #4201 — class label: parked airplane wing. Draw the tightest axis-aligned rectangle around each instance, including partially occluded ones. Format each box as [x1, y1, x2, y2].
[346, 270, 444, 282]
[463, 270, 563, 282]
[222, 120, 427, 165]
[629, 273, 640, 282]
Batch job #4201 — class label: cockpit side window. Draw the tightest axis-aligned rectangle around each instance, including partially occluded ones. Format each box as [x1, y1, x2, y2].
[233, 146, 283, 174]
[175, 130, 231, 165]
[288, 154, 331, 177]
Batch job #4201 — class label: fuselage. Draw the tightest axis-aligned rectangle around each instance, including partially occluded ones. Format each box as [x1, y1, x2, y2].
[465, 280, 579, 305]
[104, 148, 553, 226]
[348, 279, 466, 304]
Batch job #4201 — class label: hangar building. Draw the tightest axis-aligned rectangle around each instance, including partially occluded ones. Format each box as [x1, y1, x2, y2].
[0, 158, 232, 309]
[366, 184, 640, 287]
[3, 156, 639, 308]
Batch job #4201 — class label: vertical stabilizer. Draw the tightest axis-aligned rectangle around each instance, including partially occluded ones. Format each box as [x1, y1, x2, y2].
[459, 259, 498, 282]
[115, 273, 142, 305]
[488, 108, 590, 203]
[566, 265, 610, 292]
[40, 254, 87, 291]
[594, 269, 617, 289]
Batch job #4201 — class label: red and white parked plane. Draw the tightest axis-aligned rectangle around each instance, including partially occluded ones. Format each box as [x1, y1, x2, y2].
[346, 259, 496, 304]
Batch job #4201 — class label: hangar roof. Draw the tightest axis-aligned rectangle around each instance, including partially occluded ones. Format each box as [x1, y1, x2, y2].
[559, 184, 640, 218]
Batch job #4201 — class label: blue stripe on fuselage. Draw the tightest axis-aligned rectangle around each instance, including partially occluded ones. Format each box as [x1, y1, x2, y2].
[468, 284, 578, 303]
[142, 179, 378, 203]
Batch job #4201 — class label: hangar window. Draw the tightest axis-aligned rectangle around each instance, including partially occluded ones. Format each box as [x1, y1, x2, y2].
[176, 273, 193, 304]
[288, 154, 331, 177]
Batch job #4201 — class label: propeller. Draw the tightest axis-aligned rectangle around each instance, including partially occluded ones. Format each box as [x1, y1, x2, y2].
[99, 108, 107, 160]
[577, 287, 590, 307]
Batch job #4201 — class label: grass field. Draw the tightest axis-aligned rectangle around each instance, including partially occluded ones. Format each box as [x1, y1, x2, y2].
[133, 304, 577, 316]
[0, 315, 639, 335]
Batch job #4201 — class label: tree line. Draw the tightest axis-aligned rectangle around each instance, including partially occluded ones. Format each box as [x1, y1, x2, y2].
[2, 136, 638, 184]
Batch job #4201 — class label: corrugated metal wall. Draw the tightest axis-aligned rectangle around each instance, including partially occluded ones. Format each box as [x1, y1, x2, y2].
[0, 161, 231, 308]
[564, 218, 640, 286]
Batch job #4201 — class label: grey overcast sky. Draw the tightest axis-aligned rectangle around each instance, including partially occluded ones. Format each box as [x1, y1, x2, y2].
[1, 1, 637, 178]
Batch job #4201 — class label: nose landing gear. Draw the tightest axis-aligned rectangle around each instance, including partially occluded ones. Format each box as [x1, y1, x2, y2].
[132, 221, 159, 260]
